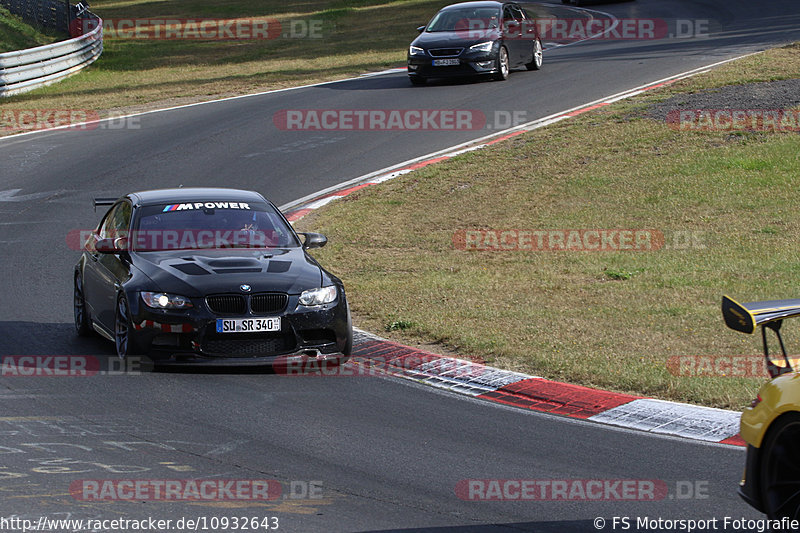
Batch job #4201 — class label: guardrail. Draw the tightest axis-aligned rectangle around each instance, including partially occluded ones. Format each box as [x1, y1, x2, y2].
[0, 7, 102, 97]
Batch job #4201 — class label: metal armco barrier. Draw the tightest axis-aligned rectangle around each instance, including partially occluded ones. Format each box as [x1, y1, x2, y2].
[0, 6, 102, 96]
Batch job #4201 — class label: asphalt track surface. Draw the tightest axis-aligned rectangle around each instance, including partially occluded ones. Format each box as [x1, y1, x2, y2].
[1, 0, 800, 531]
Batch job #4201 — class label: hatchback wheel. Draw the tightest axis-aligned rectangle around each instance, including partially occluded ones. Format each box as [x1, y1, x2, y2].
[493, 46, 509, 81]
[527, 39, 543, 70]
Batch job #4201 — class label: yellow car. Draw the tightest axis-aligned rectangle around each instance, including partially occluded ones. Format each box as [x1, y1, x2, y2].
[722, 295, 800, 519]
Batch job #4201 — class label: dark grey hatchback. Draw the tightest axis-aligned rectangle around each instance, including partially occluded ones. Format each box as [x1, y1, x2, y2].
[407, 1, 542, 85]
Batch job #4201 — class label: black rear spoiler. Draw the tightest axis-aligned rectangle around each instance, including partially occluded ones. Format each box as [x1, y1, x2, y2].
[722, 295, 800, 378]
[93, 197, 118, 212]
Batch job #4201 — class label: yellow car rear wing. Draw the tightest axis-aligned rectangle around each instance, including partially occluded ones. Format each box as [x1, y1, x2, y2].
[722, 295, 800, 378]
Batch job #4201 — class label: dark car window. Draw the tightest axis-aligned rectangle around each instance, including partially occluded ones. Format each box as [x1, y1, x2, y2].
[426, 7, 500, 32]
[132, 201, 299, 251]
[98, 201, 131, 239]
[510, 5, 526, 21]
[502, 5, 525, 36]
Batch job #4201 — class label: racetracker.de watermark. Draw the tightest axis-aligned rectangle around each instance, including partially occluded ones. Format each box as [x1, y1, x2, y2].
[456, 479, 672, 501]
[66, 229, 281, 251]
[666, 355, 769, 378]
[667, 109, 800, 132]
[72, 18, 324, 40]
[1, 110, 140, 132]
[458, 480, 710, 502]
[273, 355, 485, 378]
[453, 229, 665, 252]
[273, 109, 486, 131]
[0, 356, 148, 376]
[454, 18, 670, 41]
[69, 479, 323, 501]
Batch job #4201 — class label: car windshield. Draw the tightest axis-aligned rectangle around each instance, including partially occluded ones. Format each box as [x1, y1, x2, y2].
[132, 201, 298, 251]
[426, 7, 501, 32]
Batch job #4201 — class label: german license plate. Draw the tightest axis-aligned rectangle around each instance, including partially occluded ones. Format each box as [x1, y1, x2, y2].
[433, 58, 459, 66]
[216, 318, 281, 333]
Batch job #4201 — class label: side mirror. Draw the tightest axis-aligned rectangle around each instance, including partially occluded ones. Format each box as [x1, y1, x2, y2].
[417, 25, 426, 33]
[95, 236, 128, 253]
[300, 232, 327, 250]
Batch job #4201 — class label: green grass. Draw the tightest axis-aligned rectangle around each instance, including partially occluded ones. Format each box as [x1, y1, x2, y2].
[296, 43, 800, 410]
[0, 7, 59, 53]
[0, 0, 557, 130]
[0, 0, 449, 119]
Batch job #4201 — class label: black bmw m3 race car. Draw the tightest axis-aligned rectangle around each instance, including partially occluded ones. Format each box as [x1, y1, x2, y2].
[73, 188, 352, 365]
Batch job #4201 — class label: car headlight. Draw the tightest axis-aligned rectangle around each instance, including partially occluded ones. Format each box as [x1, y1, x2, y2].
[469, 41, 494, 53]
[141, 291, 193, 309]
[298, 286, 337, 306]
[409, 45, 426, 57]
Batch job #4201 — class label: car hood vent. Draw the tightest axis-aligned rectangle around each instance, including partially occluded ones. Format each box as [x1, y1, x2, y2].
[208, 258, 261, 268]
[132, 248, 323, 295]
[172, 263, 211, 275]
[267, 261, 291, 273]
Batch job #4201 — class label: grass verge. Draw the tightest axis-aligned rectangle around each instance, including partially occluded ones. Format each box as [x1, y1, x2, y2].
[0, 0, 561, 123]
[296, 43, 800, 410]
[0, 7, 59, 52]
[0, 0, 446, 116]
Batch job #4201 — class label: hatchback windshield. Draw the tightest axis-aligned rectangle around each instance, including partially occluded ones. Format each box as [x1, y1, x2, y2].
[426, 7, 501, 32]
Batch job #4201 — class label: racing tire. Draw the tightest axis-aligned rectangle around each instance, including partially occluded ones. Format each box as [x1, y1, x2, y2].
[526, 39, 543, 70]
[115, 293, 145, 359]
[74, 273, 92, 337]
[342, 304, 353, 357]
[760, 412, 800, 519]
[493, 46, 510, 81]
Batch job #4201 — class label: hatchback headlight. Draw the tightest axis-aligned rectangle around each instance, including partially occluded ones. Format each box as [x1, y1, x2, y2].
[141, 291, 193, 309]
[299, 286, 337, 306]
[409, 45, 426, 56]
[469, 41, 494, 53]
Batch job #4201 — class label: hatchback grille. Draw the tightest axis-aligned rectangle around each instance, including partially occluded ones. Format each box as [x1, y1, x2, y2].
[206, 295, 246, 314]
[429, 48, 463, 57]
[251, 293, 288, 314]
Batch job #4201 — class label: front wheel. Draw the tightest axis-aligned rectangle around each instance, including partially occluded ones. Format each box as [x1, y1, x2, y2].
[493, 46, 509, 81]
[760, 413, 800, 519]
[74, 273, 92, 337]
[527, 39, 543, 70]
[409, 76, 427, 86]
[115, 294, 145, 359]
[342, 303, 353, 357]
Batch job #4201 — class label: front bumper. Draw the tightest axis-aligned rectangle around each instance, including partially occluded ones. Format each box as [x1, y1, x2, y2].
[153, 350, 348, 368]
[407, 53, 499, 79]
[127, 290, 351, 365]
